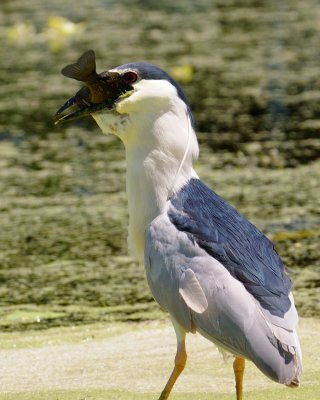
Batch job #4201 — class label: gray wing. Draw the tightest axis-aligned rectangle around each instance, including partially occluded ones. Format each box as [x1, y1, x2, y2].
[168, 178, 292, 320]
[144, 211, 302, 386]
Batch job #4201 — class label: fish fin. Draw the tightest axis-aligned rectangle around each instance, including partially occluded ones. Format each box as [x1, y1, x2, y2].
[61, 49, 96, 81]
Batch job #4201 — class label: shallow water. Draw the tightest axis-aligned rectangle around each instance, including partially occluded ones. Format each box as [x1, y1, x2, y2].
[0, 0, 319, 330]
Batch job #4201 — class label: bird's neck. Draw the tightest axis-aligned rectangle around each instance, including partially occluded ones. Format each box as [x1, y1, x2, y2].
[106, 85, 200, 259]
[125, 137, 198, 260]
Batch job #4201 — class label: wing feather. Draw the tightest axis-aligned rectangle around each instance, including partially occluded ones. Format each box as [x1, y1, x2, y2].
[179, 269, 208, 313]
[144, 187, 302, 385]
[168, 178, 293, 318]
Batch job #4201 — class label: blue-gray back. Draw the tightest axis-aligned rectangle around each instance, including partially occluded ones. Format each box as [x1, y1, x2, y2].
[168, 178, 292, 317]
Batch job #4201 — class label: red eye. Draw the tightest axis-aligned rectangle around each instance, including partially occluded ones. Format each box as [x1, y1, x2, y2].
[123, 71, 138, 84]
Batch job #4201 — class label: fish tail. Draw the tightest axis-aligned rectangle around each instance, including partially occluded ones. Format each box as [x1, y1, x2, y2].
[61, 49, 96, 81]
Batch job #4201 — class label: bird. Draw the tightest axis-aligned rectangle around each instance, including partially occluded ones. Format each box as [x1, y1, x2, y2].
[56, 50, 303, 400]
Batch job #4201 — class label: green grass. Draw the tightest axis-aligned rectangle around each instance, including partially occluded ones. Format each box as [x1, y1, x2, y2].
[0, 319, 319, 400]
[2, 387, 320, 400]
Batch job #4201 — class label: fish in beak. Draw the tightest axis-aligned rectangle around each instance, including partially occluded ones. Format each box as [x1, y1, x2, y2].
[55, 50, 133, 124]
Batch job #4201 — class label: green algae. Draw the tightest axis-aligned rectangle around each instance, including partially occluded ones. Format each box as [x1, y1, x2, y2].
[0, 0, 319, 331]
[0, 130, 318, 330]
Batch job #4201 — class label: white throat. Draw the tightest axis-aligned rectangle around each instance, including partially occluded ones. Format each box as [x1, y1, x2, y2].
[93, 79, 199, 259]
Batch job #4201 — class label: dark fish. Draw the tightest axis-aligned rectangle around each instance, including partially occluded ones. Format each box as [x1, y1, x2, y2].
[61, 49, 122, 104]
[55, 50, 133, 124]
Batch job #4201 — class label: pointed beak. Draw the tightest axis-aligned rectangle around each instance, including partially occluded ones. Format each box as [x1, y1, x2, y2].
[54, 86, 114, 125]
[54, 71, 133, 125]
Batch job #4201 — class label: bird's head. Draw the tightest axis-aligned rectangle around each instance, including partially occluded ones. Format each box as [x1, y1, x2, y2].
[56, 50, 199, 257]
[55, 50, 198, 154]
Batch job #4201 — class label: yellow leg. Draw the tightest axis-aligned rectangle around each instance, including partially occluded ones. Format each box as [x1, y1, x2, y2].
[158, 320, 187, 400]
[233, 357, 245, 400]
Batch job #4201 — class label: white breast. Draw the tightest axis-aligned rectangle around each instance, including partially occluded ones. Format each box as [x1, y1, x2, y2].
[94, 78, 199, 259]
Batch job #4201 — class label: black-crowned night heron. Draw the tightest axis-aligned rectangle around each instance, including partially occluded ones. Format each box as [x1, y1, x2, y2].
[56, 50, 302, 400]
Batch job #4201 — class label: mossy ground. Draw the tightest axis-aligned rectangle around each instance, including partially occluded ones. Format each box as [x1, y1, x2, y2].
[0, 130, 318, 330]
[0, 1, 319, 328]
